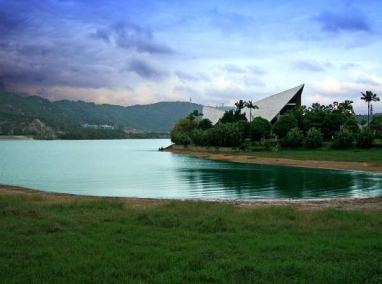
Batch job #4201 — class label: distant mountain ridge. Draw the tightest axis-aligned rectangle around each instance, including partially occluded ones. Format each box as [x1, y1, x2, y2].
[0, 92, 203, 133]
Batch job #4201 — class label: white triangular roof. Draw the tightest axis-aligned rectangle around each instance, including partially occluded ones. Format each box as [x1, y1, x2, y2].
[243, 84, 304, 122]
[202, 84, 304, 124]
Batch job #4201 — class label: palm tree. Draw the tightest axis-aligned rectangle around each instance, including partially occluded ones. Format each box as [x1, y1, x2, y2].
[188, 109, 203, 121]
[245, 100, 259, 122]
[338, 100, 354, 117]
[235, 100, 246, 113]
[361, 91, 380, 126]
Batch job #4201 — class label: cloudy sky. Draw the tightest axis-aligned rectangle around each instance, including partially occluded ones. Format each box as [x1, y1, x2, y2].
[1, 0, 382, 113]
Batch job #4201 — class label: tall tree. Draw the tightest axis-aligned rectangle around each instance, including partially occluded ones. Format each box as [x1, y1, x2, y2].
[235, 100, 246, 113]
[337, 100, 354, 117]
[361, 91, 380, 126]
[245, 100, 259, 122]
[187, 109, 203, 121]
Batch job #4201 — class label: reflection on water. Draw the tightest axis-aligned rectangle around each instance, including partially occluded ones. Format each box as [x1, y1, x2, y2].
[0, 139, 381, 199]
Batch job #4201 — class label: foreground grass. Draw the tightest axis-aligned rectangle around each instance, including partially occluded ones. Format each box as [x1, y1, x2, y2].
[1, 195, 382, 283]
[231, 149, 382, 166]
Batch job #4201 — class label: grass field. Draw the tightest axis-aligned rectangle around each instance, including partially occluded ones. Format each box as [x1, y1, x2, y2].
[1, 193, 382, 283]
[231, 148, 382, 167]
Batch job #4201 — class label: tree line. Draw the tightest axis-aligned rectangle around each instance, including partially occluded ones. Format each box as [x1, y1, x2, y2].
[170, 91, 381, 149]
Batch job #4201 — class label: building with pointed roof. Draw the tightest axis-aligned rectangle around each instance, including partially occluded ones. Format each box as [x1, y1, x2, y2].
[202, 84, 304, 124]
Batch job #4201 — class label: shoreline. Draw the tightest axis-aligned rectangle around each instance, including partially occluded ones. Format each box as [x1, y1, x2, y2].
[1, 185, 382, 211]
[164, 147, 382, 174]
[0, 135, 34, 140]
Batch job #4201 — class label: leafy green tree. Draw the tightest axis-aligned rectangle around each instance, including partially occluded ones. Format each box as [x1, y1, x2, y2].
[282, 127, 304, 147]
[207, 123, 241, 147]
[171, 132, 192, 145]
[197, 118, 213, 130]
[332, 128, 354, 149]
[235, 100, 246, 112]
[237, 120, 250, 141]
[321, 113, 346, 139]
[221, 109, 247, 123]
[344, 116, 359, 133]
[249, 117, 271, 141]
[170, 118, 196, 145]
[361, 91, 380, 126]
[305, 128, 323, 148]
[187, 109, 203, 121]
[337, 100, 354, 117]
[190, 129, 209, 146]
[273, 114, 298, 138]
[370, 115, 382, 126]
[245, 100, 259, 122]
[356, 128, 375, 148]
[249, 120, 265, 141]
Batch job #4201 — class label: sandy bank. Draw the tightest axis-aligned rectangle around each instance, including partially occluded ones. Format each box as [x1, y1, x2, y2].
[0, 135, 33, 140]
[1, 185, 382, 211]
[164, 147, 382, 174]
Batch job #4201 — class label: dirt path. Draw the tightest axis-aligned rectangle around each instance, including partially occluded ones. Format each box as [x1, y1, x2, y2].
[1, 185, 382, 211]
[164, 148, 382, 174]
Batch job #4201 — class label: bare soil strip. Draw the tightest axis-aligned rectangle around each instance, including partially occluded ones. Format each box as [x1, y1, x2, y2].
[164, 148, 382, 174]
[1, 185, 382, 211]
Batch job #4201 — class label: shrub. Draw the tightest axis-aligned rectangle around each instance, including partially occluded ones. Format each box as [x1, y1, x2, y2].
[332, 128, 354, 149]
[249, 120, 265, 141]
[305, 127, 323, 149]
[221, 110, 247, 123]
[356, 128, 374, 148]
[249, 117, 271, 141]
[273, 114, 298, 138]
[206, 123, 241, 147]
[190, 129, 208, 146]
[170, 118, 196, 145]
[197, 118, 213, 130]
[237, 120, 250, 141]
[171, 132, 191, 145]
[239, 142, 249, 151]
[282, 127, 304, 147]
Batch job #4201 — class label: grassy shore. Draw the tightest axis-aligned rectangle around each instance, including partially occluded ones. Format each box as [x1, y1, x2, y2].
[231, 148, 382, 167]
[1, 189, 382, 283]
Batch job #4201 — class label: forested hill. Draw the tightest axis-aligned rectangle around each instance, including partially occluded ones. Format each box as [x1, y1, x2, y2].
[0, 92, 203, 133]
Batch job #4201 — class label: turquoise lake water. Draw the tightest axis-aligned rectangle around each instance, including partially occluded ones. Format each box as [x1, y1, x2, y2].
[0, 139, 381, 199]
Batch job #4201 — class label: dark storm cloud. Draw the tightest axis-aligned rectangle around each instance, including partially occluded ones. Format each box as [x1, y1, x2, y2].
[124, 58, 169, 80]
[90, 21, 174, 55]
[314, 10, 372, 33]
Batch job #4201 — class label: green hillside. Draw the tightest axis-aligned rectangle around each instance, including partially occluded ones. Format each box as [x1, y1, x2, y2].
[0, 92, 203, 135]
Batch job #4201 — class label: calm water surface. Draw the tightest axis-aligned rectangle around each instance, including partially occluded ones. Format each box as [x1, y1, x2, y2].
[1, 139, 382, 199]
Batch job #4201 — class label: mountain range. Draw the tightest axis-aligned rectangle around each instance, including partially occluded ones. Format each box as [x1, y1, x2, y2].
[0, 92, 203, 135]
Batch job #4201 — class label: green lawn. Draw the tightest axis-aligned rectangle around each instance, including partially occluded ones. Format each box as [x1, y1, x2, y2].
[230, 148, 382, 167]
[1, 194, 382, 283]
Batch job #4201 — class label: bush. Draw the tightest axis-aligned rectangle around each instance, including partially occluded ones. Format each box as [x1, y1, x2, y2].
[206, 123, 241, 147]
[332, 128, 354, 149]
[273, 114, 298, 138]
[237, 120, 250, 141]
[190, 129, 208, 146]
[249, 117, 271, 141]
[221, 110, 247, 123]
[170, 118, 196, 145]
[249, 120, 265, 141]
[282, 128, 304, 147]
[305, 127, 323, 149]
[356, 128, 374, 148]
[171, 132, 191, 145]
[197, 118, 213, 130]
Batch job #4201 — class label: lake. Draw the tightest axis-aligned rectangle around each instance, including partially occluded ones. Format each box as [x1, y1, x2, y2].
[1, 139, 382, 199]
